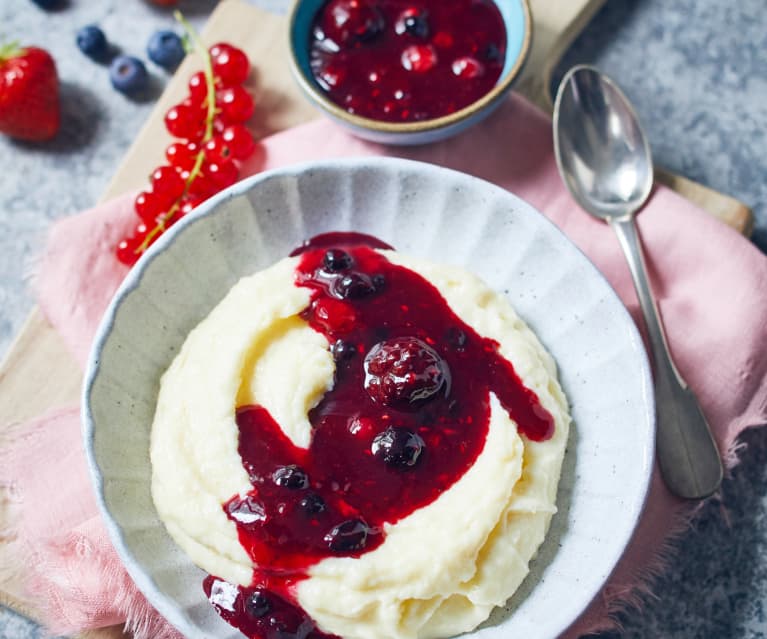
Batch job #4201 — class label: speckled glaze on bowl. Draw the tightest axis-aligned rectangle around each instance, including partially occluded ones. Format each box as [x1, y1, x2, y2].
[288, 0, 532, 145]
[83, 158, 654, 639]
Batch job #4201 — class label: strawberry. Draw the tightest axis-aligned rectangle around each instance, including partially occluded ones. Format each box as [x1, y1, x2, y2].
[0, 42, 60, 141]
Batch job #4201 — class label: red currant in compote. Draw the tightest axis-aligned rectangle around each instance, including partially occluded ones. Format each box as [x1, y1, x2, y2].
[309, 0, 507, 122]
[320, 0, 385, 46]
[452, 56, 485, 79]
[400, 44, 437, 72]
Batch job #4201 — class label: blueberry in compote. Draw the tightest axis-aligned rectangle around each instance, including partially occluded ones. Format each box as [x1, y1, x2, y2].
[245, 590, 272, 618]
[325, 518, 370, 552]
[395, 8, 430, 39]
[299, 493, 327, 515]
[372, 426, 425, 468]
[331, 339, 357, 361]
[483, 42, 502, 62]
[364, 336, 450, 407]
[333, 272, 378, 299]
[446, 327, 468, 350]
[272, 465, 310, 489]
[323, 248, 353, 272]
[321, 0, 385, 46]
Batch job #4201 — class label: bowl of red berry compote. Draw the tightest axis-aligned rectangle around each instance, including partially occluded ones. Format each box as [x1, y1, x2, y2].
[289, 0, 532, 145]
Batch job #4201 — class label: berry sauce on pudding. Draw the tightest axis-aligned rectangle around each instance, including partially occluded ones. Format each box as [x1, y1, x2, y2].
[308, 0, 507, 122]
[205, 233, 554, 639]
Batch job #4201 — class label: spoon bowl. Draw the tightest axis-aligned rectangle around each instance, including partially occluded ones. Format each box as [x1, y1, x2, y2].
[553, 65, 723, 500]
[554, 66, 653, 220]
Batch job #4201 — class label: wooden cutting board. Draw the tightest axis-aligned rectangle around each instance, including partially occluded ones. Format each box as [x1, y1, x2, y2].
[0, 0, 752, 636]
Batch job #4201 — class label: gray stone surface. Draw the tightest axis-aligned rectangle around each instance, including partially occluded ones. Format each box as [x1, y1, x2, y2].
[1, 0, 765, 638]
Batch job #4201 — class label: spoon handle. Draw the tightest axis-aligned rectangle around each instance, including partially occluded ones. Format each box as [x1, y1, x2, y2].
[610, 217, 723, 499]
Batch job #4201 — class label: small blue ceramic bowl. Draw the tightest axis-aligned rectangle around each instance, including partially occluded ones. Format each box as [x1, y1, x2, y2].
[288, 0, 532, 145]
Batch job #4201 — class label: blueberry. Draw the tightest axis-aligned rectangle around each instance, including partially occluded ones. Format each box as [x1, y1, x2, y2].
[484, 42, 502, 62]
[331, 339, 356, 362]
[371, 426, 425, 468]
[446, 327, 467, 350]
[325, 518, 369, 552]
[396, 9, 430, 39]
[147, 29, 185, 70]
[272, 465, 309, 489]
[299, 493, 326, 515]
[109, 55, 149, 94]
[30, 0, 61, 9]
[323, 249, 353, 272]
[76, 25, 108, 60]
[404, 15, 429, 38]
[245, 589, 271, 618]
[333, 272, 377, 299]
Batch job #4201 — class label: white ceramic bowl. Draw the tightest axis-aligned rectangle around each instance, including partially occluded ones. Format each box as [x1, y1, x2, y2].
[83, 158, 654, 639]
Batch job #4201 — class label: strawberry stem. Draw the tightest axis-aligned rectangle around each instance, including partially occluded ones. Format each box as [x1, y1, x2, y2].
[0, 41, 23, 62]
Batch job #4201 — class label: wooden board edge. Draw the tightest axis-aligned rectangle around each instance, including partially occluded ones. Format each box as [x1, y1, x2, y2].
[656, 169, 753, 236]
[537, 0, 608, 110]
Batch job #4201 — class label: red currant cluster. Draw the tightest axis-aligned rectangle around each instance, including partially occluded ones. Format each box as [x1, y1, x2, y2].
[116, 41, 260, 266]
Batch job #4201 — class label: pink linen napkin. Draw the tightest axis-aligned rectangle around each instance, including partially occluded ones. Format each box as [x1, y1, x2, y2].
[2, 93, 767, 639]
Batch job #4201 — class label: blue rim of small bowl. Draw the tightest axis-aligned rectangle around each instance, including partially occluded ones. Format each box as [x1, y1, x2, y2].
[288, 0, 533, 135]
[82, 157, 655, 639]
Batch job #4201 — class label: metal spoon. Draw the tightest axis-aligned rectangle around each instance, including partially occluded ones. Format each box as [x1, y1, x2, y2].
[552, 64, 723, 499]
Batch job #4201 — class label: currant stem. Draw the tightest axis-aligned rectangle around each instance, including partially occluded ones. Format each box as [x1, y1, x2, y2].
[136, 12, 217, 255]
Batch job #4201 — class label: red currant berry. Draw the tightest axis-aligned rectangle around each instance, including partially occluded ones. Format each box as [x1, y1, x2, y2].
[216, 85, 255, 124]
[182, 170, 218, 198]
[317, 63, 347, 90]
[401, 45, 437, 73]
[160, 207, 184, 229]
[166, 141, 200, 170]
[135, 222, 150, 241]
[212, 115, 228, 136]
[451, 56, 484, 79]
[311, 298, 358, 334]
[321, 0, 384, 46]
[116, 236, 141, 266]
[136, 221, 161, 251]
[164, 102, 205, 140]
[179, 194, 203, 216]
[134, 190, 167, 225]
[206, 160, 238, 189]
[203, 135, 231, 163]
[209, 42, 250, 86]
[150, 165, 186, 201]
[432, 31, 454, 48]
[221, 124, 256, 160]
[188, 71, 209, 104]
